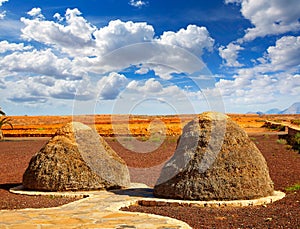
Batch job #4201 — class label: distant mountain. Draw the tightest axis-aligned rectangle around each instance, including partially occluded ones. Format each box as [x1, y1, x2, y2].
[246, 102, 300, 115]
[265, 108, 281, 114]
[280, 102, 300, 114]
[246, 111, 264, 115]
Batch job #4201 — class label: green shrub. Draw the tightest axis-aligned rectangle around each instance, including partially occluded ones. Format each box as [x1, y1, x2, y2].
[285, 183, 300, 192]
[292, 133, 300, 152]
[276, 139, 287, 145]
[263, 122, 285, 131]
[291, 120, 300, 126]
[150, 136, 162, 143]
[274, 125, 285, 131]
[285, 145, 293, 150]
[294, 133, 300, 144]
[263, 134, 270, 139]
[255, 119, 266, 123]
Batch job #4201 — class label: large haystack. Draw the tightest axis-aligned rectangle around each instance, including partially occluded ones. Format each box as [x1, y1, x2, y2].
[154, 112, 274, 200]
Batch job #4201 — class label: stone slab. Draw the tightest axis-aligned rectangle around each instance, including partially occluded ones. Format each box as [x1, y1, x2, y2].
[1, 184, 285, 229]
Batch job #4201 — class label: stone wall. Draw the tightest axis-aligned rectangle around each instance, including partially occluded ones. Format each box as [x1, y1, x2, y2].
[287, 126, 300, 152]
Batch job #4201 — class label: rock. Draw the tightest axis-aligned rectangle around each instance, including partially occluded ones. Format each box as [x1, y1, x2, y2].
[154, 112, 274, 200]
[23, 122, 130, 191]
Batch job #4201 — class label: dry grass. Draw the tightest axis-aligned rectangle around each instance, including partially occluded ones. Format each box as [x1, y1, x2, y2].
[2, 114, 300, 137]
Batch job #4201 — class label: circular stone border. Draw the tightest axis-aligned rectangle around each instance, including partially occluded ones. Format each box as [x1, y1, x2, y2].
[136, 191, 286, 208]
[10, 185, 285, 208]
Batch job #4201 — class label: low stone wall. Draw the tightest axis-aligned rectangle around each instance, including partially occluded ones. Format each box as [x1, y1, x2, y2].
[286, 126, 300, 152]
[288, 126, 300, 136]
[264, 120, 299, 152]
[263, 121, 286, 131]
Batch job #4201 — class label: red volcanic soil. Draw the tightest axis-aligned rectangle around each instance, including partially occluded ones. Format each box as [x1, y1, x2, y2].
[123, 134, 300, 228]
[0, 139, 81, 209]
[0, 133, 300, 228]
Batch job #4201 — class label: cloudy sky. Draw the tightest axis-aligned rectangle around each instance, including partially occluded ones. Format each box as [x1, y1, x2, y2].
[0, 0, 299, 115]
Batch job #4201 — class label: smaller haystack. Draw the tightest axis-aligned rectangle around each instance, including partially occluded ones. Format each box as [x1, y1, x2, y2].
[23, 122, 130, 191]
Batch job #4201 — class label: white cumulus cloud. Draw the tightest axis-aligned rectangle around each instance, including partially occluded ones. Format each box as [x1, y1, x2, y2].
[93, 19, 154, 55]
[1, 7, 216, 111]
[215, 35, 300, 106]
[158, 25, 214, 55]
[0, 48, 77, 80]
[218, 43, 244, 67]
[97, 72, 128, 100]
[19, 8, 213, 78]
[0, 40, 33, 53]
[53, 13, 63, 22]
[129, 0, 147, 8]
[0, 0, 8, 6]
[127, 78, 163, 93]
[225, 0, 242, 3]
[21, 8, 96, 57]
[64, 8, 96, 42]
[266, 35, 300, 70]
[126, 78, 193, 102]
[0, 0, 8, 20]
[0, 11, 6, 19]
[27, 7, 44, 19]
[226, 0, 300, 41]
[5, 75, 94, 104]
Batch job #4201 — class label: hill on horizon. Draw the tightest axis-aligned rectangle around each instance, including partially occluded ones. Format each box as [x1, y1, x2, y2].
[280, 102, 300, 114]
[248, 102, 300, 115]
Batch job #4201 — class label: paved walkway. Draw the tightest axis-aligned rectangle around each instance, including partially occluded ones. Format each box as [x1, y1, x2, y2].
[0, 183, 285, 229]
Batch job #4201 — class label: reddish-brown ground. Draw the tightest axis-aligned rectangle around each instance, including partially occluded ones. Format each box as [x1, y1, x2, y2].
[1, 133, 299, 228]
[123, 134, 300, 228]
[0, 139, 81, 209]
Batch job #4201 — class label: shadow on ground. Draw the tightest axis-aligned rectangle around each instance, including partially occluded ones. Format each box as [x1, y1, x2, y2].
[0, 183, 21, 191]
[110, 188, 154, 198]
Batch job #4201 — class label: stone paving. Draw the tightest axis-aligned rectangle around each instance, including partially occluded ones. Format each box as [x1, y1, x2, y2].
[0, 183, 285, 229]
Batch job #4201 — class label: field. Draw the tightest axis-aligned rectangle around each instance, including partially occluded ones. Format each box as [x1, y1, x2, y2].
[2, 113, 300, 138]
[1, 114, 300, 228]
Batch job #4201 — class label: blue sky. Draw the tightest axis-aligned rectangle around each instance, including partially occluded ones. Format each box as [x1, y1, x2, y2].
[0, 0, 299, 115]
